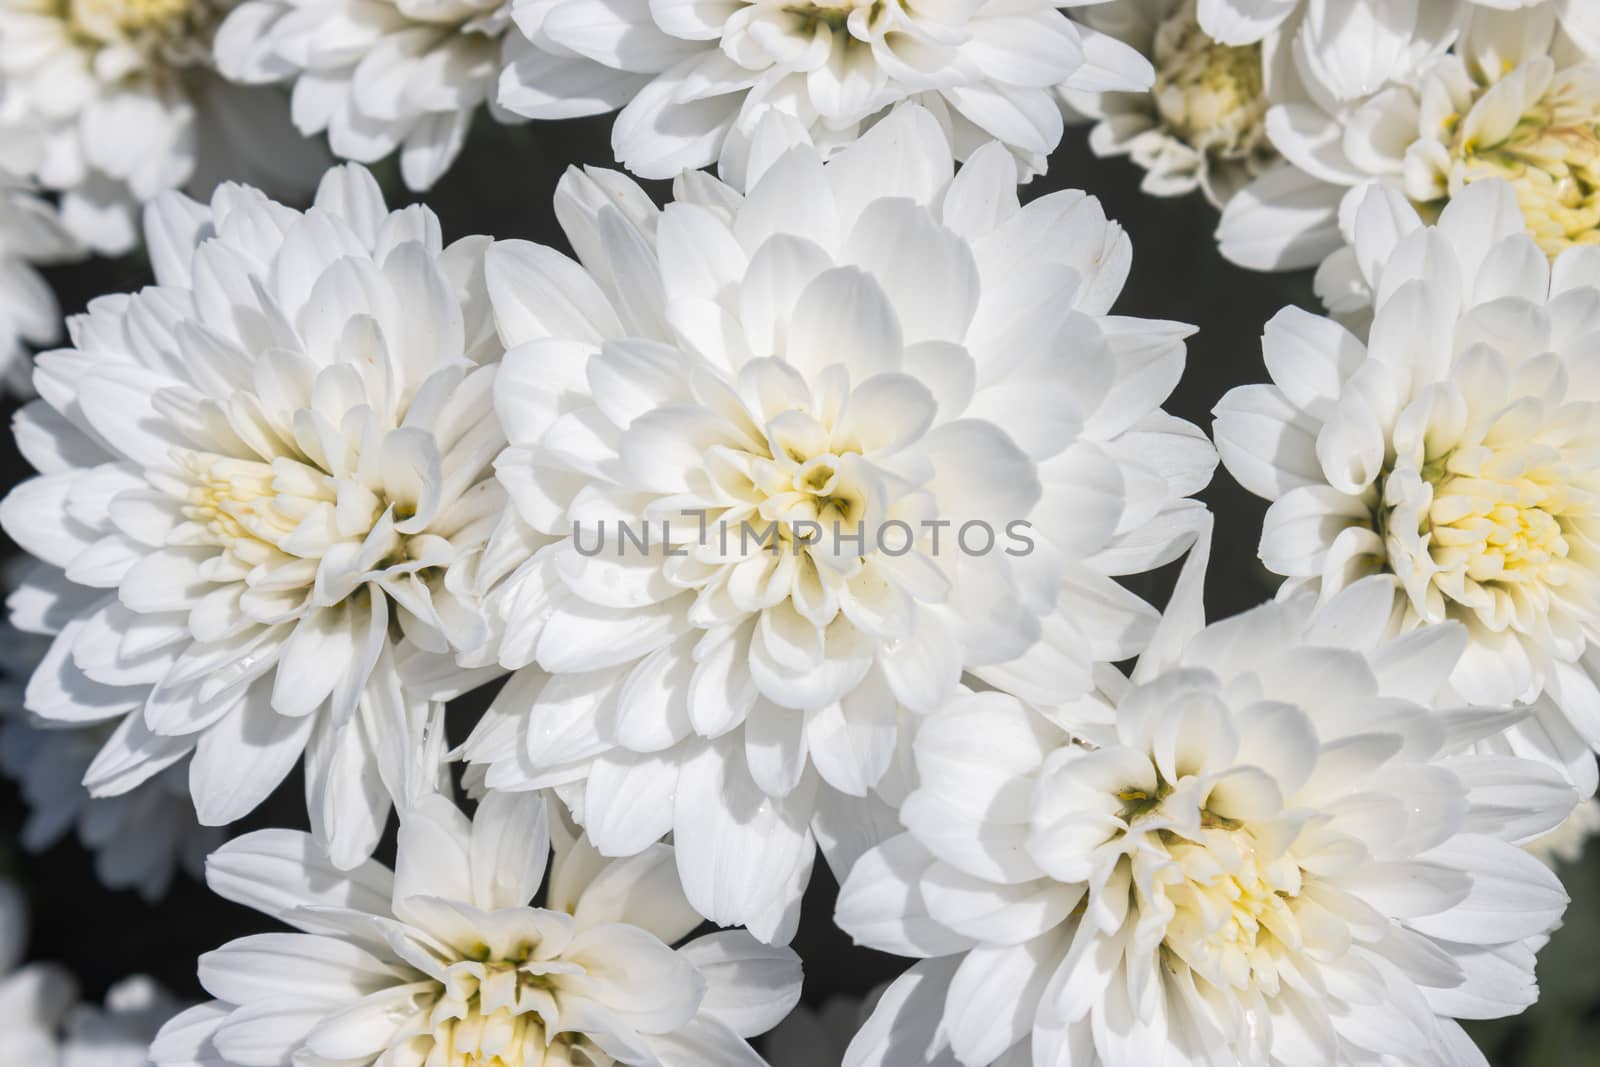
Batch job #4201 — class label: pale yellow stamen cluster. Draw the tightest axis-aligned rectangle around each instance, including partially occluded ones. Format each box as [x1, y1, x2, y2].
[1390, 442, 1577, 623]
[1429, 472, 1569, 584]
[1440, 79, 1600, 256]
[70, 0, 191, 34]
[744, 409, 871, 547]
[778, 0, 877, 39]
[1151, 2, 1268, 161]
[62, 0, 214, 66]
[1116, 777, 1306, 994]
[173, 449, 428, 580]
[1163, 830, 1302, 991]
[423, 960, 609, 1067]
[754, 449, 866, 531]
[179, 454, 311, 555]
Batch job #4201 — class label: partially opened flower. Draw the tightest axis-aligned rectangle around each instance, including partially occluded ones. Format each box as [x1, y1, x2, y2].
[496, 0, 1154, 184]
[1218, 7, 1600, 274]
[0, 173, 79, 390]
[1066, 0, 1277, 207]
[835, 538, 1575, 1066]
[0, 0, 324, 253]
[150, 792, 804, 1067]
[463, 105, 1215, 942]
[213, 0, 519, 192]
[1216, 178, 1600, 795]
[0, 163, 503, 865]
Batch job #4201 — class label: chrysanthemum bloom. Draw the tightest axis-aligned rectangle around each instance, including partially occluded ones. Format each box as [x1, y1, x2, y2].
[0, 173, 78, 390]
[0, 879, 78, 1063]
[0, 164, 505, 865]
[1218, 8, 1600, 274]
[0, 0, 324, 253]
[464, 105, 1216, 942]
[1216, 178, 1600, 796]
[1198, 0, 1593, 51]
[834, 543, 1575, 1066]
[0, 625, 222, 901]
[151, 792, 804, 1067]
[495, 0, 1153, 184]
[1066, 0, 1278, 207]
[213, 0, 520, 192]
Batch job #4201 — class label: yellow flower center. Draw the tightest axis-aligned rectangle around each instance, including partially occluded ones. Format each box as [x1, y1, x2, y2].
[1162, 828, 1302, 992]
[63, 0, 211, 58]
[426, 961, 611, 1067]
[177, 453, 344, 558]
[744, 412, 873, 551]
[777, 0, 879, 42]
[172, 449, 442, 588]
[1151, 3, 1268, 159]
[1116, 775, 1305, 994]
[1441, 73, 1600, 256]
[1424, 461, 1570, 588]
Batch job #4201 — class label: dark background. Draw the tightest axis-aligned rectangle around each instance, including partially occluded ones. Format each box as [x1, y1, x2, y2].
[1, 114, 1592, 1064]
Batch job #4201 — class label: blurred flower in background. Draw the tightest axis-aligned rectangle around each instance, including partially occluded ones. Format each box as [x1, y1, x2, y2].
[0, 173, 77, 392]
[0, 878, 76, 1065]
[61, 976, 188, 1067]
[0, 625, 220, 901]
[0, 876, 182, 1066]
[0, 0, 325, 254]
[0, 627, 219, 902]
[1527, 797, 1600, 868]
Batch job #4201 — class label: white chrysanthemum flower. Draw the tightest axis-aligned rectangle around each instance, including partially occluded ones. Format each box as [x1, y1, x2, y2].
[1215, 178, 1600, 796]
[0, 0, 326, 253]
[1066, 0, 1277, 207]
[1197, 0, 1589, 52]
[1218, 8, 1600, 274]
[213, 0, 519, 193]
[0, 163, 503, 866]
[151, 792, 804, 1067]
[0, 173, 79, 390]
[495, 0, 1154, 184]
[1, 622, 222, 901]
[462, 106, 1216, 942]
[0, 879, 78, 1066]
[834, 539, 1576, 1067]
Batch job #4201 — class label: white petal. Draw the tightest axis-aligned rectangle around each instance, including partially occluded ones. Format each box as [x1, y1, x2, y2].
[676, 931, 803, 1038]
